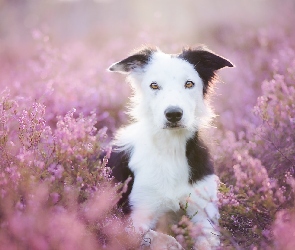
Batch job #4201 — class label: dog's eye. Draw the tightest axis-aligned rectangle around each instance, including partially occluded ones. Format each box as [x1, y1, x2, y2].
[185, 80, 195, 89]
[150, 82, 160, 90]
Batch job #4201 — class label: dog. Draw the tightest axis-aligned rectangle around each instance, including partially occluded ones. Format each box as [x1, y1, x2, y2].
[107, 46, 233, 248]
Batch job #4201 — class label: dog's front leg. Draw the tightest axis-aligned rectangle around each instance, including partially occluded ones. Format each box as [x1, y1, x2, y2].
[184, 174, 220, 249]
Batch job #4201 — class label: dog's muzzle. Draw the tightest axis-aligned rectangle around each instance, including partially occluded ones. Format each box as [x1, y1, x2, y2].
[164, 106, 183, 128]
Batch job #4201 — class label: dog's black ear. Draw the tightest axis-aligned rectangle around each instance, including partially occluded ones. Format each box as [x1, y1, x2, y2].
[108, 47, 157, 74]
[179, 46, 234, 96]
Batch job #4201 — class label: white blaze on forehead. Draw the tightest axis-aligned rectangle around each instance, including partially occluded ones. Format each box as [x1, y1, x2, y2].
[142, 51, 203, 90]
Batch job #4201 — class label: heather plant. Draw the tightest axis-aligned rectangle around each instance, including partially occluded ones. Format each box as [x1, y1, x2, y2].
[0, 90, 141, 249]
[210, 18, 295, 249]
[272, 208, 295, 250]
[213, 14, 295, 133]
[1, 30, 129, 132]
[172, 215, 199, 249]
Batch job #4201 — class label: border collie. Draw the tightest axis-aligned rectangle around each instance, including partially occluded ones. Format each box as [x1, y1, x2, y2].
[107, 46, 233, 248]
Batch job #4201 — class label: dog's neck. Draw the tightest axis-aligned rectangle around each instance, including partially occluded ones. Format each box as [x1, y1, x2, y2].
[116, 121, 195, 156]
[151, 126, 194, 153]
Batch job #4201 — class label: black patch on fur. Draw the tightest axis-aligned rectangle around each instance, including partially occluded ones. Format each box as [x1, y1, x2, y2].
[186, 132, 214, 184]
[179, 46, 233, 96]
[108, 148, 134, 214]
[109, 47, 156, 73]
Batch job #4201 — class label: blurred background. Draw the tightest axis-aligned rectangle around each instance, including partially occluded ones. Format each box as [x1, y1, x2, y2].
[0, 0, 291, 55]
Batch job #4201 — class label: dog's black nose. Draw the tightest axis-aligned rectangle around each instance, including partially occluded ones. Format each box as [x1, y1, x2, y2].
[165, 107, 183, 123]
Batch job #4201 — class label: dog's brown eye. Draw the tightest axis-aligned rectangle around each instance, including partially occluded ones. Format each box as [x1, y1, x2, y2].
[185, 80, 195, 89]
[150, 82, 159, 90]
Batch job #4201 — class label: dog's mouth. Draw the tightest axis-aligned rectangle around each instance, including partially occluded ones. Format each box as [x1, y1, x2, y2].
[163, 122, 185, 129]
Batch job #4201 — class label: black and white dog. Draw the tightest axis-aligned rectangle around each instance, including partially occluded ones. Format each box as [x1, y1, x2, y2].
[108, 46, 233, 248]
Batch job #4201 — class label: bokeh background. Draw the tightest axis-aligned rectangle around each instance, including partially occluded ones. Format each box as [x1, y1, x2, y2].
[0, 0, 288, 54]
[1, 0, 295, 249]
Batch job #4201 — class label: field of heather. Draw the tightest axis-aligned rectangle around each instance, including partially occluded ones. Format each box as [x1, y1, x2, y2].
[1, 0, 295, 249]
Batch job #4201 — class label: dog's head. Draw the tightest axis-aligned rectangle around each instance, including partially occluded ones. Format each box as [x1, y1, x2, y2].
[108, 46, 233, 132]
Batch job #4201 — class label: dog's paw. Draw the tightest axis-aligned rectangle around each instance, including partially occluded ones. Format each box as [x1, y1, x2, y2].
[141, 230, 183, 250]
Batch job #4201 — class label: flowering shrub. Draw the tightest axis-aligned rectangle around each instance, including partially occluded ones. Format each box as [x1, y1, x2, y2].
[1, 29, 129, 132]
[0, 55, 140, 249]
[210, 17, 295, 249]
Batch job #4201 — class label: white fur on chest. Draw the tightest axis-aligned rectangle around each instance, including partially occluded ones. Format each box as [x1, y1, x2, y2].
[116, 123, 193, 220]
[130, 135, 190, 212]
